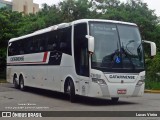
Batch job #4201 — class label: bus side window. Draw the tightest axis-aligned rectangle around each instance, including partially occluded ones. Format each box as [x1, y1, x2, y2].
[47, 31, 57, 51]
[33, 37, 39, 53]
[11, 41, 19, 56]
[19, 40, 25, 55]
[37, 34, 46, 52]
[39, 37, 45, 52]
[59, 27, 72, 55]
[25, 37, 33, 54]
[30, 39, 35, 53]
[8, 42, 14, 56]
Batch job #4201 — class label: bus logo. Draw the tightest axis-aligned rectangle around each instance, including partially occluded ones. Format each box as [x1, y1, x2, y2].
[10, 56, 24, 62]
[51, 53, 61, 60]
[109, 75, 135, 79]
[2, 112, 11, 117]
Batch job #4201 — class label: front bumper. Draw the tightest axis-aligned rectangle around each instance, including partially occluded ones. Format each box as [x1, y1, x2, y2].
[87, 82, 145, 98]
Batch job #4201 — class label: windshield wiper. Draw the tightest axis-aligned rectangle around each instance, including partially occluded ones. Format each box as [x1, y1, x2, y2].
[121, 47, 135, 70]
[125, 40, 135, 55]
[137, 42, 143, 61]
[125, 40, 143, 61]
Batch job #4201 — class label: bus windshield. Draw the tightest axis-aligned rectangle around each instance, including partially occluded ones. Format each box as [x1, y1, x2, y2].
[89, 22, 144, 72]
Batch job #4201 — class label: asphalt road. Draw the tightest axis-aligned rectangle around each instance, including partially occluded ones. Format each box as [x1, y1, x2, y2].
[0, 83, 160, 120]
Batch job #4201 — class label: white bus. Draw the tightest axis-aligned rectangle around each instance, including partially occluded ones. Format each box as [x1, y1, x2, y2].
[7, 19, 156, 102]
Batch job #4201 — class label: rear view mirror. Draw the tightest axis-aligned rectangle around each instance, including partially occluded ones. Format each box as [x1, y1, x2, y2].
[86, 35, 95, 53]
[143, 40, 156, 57]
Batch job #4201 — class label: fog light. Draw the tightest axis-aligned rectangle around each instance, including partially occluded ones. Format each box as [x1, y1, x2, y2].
[92, 78, 106, 85]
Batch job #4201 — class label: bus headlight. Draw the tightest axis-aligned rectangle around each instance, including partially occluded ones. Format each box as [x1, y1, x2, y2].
[136, 80, 144, 86]
[136, 75, 145, 86]
[92, 78, 106, 85]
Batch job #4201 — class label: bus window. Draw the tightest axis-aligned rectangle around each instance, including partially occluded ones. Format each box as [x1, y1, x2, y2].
[47, 31, 58, 51]
[8, 41, 19, 56]
[8, 42, 14, 56]
[59, 27, 72, 55]
[19, 40, 25, 55]
[36, 34, 46, 52]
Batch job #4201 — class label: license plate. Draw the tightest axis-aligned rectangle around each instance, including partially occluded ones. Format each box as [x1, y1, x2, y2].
[117, 89, 127, 94]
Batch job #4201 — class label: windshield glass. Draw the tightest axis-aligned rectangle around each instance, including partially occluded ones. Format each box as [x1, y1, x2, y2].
[118, 24, 144, 69]
[89, 22, 144, 72]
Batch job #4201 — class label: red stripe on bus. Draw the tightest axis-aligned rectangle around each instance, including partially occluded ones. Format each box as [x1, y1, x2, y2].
[43, 52, 48, 62]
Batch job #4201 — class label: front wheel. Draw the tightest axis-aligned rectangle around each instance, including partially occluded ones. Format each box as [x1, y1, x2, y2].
[66, 79, 76, 103]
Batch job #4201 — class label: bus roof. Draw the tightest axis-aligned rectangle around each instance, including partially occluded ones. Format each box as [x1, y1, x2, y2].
[9, 19, 137, 42]
[72, 19, 137, 26]
[9, 23, 70, 42]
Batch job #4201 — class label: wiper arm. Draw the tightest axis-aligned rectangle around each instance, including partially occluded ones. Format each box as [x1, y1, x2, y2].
[121, 48, 135, 70]
[125, 40, 135, 55]
[137, 42, 143, 61]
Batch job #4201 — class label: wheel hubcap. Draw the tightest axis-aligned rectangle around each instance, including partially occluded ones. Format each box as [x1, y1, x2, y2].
[20, 80, 23, 89]
[67, 82, 71, 94]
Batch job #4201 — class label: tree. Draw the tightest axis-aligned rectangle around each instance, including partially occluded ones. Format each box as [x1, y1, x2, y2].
[0, 8, 23, 71]
[0, 0, 160, 82]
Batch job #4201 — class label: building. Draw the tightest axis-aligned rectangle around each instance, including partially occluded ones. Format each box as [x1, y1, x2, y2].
[0, 0, 39, 14]
[0, 0, 12, 10]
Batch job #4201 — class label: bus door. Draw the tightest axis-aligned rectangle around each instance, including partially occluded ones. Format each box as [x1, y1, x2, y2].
[74, 23, 90, 96]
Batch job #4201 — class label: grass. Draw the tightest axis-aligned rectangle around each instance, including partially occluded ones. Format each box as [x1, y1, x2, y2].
[0, 79, 7, 83]
[145, 80, 160, 90]
[0, 71, 7, 83]
[0, 71, 6, 79]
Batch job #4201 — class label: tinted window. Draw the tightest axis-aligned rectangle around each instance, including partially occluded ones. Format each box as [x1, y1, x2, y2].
[48, 30, 60, 51]
[47, 27, 72, 55]
[8, 42, 17, 56]
[74, 23, 89, 77]
[59, 27, 72, 55]
[32, 34, 46, 53]
[8, 34, 47, 56]
[8, 26, 72, 56]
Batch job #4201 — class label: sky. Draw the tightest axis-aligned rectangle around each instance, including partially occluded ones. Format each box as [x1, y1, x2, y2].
[5, 0, 160, 16]
[33, 0, 160, 16]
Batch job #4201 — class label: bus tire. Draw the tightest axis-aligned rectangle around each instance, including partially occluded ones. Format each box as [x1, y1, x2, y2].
[19, 76, 25, 91]
[13, 75, 19, 89]
[111, 97, 119, 103]
[66, 79, 76, 103]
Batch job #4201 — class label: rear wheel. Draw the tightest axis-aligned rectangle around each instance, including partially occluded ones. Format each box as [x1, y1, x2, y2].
[111, 97, 119, 103]
[19, 76, 25, 91]
[13, 75, 19, 89]
[66, 79, 76, 103]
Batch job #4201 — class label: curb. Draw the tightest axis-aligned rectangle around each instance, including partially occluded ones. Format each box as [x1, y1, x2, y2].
[0, 80, 7, 84]
[144, 90, 160, 94]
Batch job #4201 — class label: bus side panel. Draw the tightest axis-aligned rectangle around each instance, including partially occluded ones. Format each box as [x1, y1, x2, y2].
[24, 66, 47, 89]
[47, 66, 60, 91]
[59, 53, 82, 94]
[7, 66, 13, 83]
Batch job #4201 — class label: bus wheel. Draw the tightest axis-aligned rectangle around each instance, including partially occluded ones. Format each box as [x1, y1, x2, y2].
[111, 97, 119, 103]
[66, 79, 76, 103]
[19, 76, 25, 91]
[13, 75, 19, 89]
